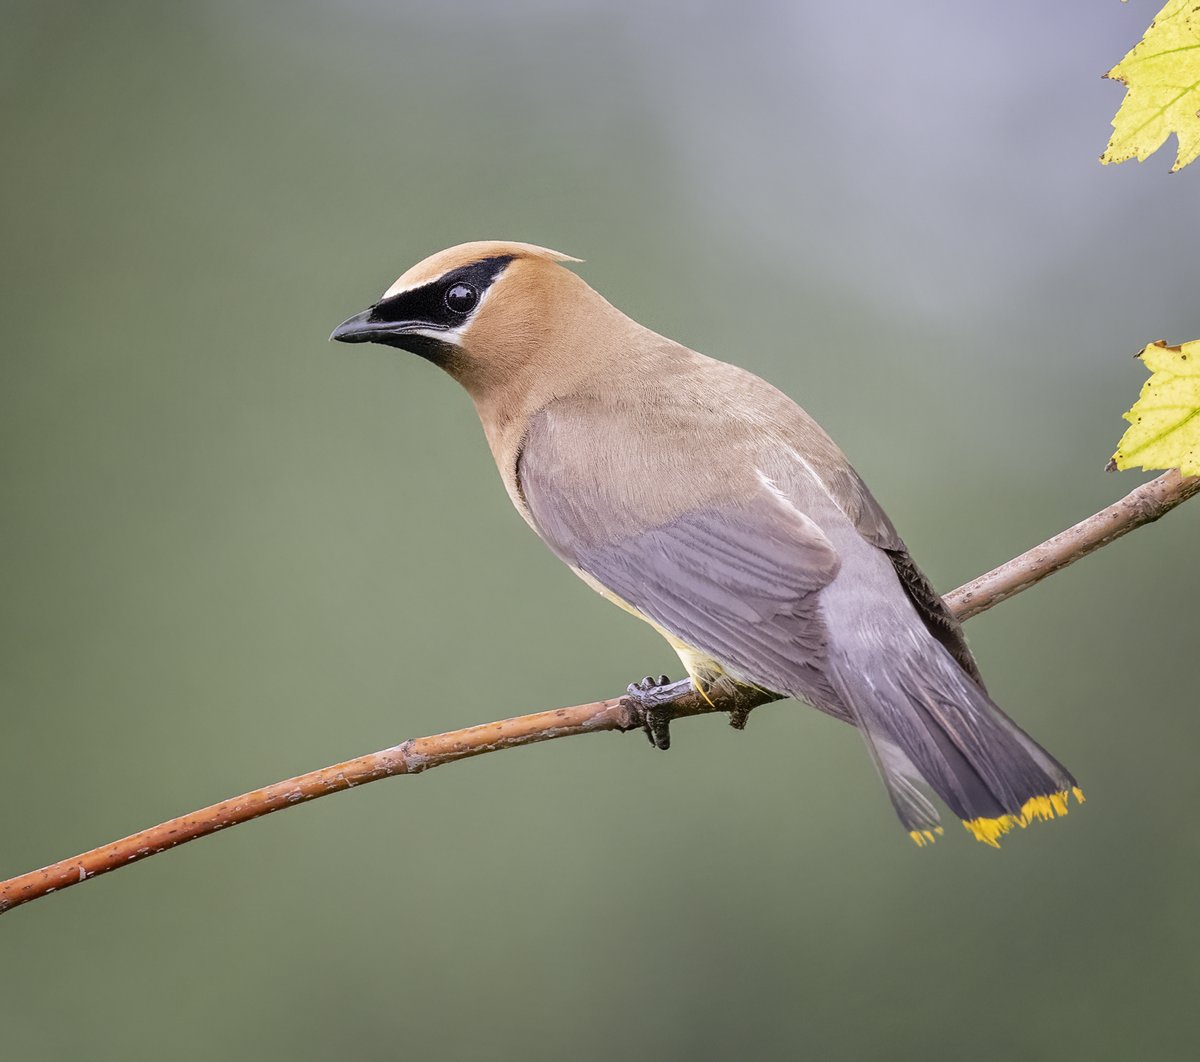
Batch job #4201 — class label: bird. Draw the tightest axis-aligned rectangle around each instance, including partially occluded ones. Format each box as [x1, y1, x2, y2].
[331, 240, 1084, 847]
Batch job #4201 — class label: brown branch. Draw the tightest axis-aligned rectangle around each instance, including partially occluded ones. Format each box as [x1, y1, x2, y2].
[945, 468, 1200, 620]
[2, 470, 1195, 915]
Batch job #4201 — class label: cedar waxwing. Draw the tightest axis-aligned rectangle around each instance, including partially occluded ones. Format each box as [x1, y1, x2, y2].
[331, 241, 1083, 846]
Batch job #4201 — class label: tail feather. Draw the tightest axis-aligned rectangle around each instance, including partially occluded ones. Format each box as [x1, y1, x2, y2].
[826, 626, 1081, 847]
[872, 737, 944, 847]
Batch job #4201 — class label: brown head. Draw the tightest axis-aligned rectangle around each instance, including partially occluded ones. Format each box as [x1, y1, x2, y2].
[330, 241, 631, 405]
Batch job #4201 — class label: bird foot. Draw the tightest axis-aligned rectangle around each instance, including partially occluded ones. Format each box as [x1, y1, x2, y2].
[621, 675, 693, 750]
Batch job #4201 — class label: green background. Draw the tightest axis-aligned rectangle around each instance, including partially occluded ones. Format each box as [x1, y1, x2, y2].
[3, 2, 1197, 1059]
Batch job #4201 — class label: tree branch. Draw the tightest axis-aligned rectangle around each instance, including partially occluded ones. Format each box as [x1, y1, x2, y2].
[945, 469, 1200, 621]
[2, 470, 1195, 914]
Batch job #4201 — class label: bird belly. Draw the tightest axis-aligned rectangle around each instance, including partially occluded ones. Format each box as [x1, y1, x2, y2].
[570, 566, 729, 690]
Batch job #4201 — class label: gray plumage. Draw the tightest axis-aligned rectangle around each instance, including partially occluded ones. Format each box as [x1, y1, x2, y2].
[517, 367, 1075, 836]
[332, 240, 1081, 845]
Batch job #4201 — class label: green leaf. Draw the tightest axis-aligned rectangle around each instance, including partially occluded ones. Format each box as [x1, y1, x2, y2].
[1101, 0, 1200, 172]
[1112, 339, 1200, 476]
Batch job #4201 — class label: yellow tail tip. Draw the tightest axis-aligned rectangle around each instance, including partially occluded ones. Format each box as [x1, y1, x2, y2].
[961, 787, 1086, 848]
[908, 827, 945, 847]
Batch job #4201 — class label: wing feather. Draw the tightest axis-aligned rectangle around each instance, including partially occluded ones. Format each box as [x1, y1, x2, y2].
[817, 460, 985, 688]
[518, 411, 843, 702]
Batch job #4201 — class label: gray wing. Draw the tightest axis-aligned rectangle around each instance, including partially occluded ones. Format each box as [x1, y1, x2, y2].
[516, 401, 990, 836]
[516, 411, 844, 706]
[518, 409, 947, 829]
[814, 459, 985, 689]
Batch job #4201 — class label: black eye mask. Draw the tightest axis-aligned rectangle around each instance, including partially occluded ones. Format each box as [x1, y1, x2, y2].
[369, 255, 515, 333]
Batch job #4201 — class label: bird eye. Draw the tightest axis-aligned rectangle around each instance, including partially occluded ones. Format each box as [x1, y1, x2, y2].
[444, 283, 478, 314]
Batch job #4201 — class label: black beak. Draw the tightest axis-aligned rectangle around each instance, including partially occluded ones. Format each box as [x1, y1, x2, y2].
[328, 307, 452, 363]
[329, 307, 381, 344]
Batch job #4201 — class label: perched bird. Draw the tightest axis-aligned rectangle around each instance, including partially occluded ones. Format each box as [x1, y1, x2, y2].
[332, 241, 1083, 846]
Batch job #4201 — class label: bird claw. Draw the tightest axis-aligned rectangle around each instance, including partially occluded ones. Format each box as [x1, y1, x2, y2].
[622, 674, 690, 750]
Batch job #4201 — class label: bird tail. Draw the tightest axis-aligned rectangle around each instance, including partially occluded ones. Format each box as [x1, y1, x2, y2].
[825, 622, 1083, 847]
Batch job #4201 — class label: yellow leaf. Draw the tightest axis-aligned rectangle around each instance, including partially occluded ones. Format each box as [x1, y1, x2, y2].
[1112, 339, 1200, 476]
[1101, 0, 1200, 171]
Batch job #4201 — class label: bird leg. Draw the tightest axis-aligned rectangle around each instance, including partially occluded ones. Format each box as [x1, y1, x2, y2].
[621, 675, 782, 748]
[621, 674, 692, 750]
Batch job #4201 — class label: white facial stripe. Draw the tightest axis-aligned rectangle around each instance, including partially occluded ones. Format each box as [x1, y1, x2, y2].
[382, 275, 422, 300]
[381, 258, 512, 301]
[408, 322, 469, 345]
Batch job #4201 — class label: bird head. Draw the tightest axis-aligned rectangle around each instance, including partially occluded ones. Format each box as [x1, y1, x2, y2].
[330, 241, 601, 398]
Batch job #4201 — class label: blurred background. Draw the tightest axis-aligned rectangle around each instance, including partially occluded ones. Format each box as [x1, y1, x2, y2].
[2, 1, 1197, 1059]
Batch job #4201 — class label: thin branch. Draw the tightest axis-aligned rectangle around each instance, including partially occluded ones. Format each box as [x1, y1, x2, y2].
[946, 468, 1200, 621]
[2, 470, 1195, 915]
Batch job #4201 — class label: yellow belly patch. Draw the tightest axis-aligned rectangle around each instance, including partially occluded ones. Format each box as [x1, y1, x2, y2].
[571, 567, 727, 696]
